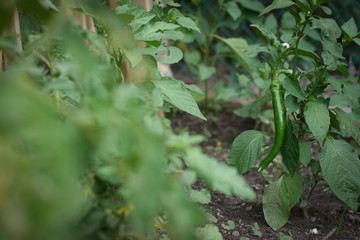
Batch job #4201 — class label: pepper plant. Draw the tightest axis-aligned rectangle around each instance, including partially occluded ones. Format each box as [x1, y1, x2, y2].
[0, 0, 255, 239]
[227, 0, 360, 231]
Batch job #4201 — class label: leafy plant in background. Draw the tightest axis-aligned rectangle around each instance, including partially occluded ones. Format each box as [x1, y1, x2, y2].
[182, 0, 266, 112]
[0, 0, 255, 240]
[227, 0, 360, 232]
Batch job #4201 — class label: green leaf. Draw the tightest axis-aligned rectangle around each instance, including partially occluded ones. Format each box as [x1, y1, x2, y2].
[227, 130, 266, 174]
[341, 18, 358, 40]
[320, 5, 332, 15]
[184, 49, 201, 66]
[284, 95, 300, 114]
[190, 189, 211, 204]
[299, 142, 311, 166]
[304, 100, 330, 143]
[319, 138, 360, 211]
[264, 14, 278, 34]
[225, 2, 241, 21]
[250, 24, 280, 46]
[353, 38, 360, 47]
[187, 148, 256, 201]
[115, 3, 156, 32]
[263, 177, 289, 231]
[160, 46, 183, 64]
[153, 77, 206, 120]
[222, 220, 235, 230]
[213, 35, 252, 71]
[278, 232, 294, 240]
[279, 172, 303, 209]
[252, 222, 262, 237]
[326, 76, 343, 94]
[281, 119, 299, 176]
[168, 8, 200, 32]
[263, 172, 303, 230]
[198, 64, 216, 81]
[237, 0, 264, 13]
[312, 18, 342, 40]
[281, 75, 306, 101]
[134, 22, 181, 41]
[161, 0, 181, 7]
[333, 108, 360, 145]
[260, 0, 295, 16]
[234, 94, 272, 117]
[196, 224, 223, 240]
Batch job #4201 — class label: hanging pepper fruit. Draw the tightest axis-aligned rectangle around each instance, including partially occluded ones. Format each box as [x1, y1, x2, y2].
[257, 70, 290, 172]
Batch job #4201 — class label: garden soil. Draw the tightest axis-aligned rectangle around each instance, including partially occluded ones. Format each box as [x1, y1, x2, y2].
[171, 97, 360, 240]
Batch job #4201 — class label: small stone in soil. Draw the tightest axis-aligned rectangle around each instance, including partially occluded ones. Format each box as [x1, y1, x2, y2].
[232, 230, 240, 237]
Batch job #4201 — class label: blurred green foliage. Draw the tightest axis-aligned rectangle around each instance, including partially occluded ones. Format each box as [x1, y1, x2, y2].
[0, 1, 255, 239]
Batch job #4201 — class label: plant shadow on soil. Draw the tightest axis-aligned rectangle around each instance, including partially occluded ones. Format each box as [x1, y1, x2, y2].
[171, 105, 360, 240]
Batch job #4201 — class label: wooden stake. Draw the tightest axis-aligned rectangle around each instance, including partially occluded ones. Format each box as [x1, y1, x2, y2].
[13, 8, 22, 50]
[109, 0, 118, 9]
[133, 0, 153, 12]
[0, 51, 3, 73]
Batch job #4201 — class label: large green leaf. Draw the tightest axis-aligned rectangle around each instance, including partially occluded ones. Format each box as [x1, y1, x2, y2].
[250, 24, 280, 46]
[281, 119, 299, 176]
[279, 172, 303, 209]
[281, 75, 306, 101]
[304, 100, 330, 144]
[187, 148, 256, 201]
[153, 77, 206, 120]
[227, 130, 266, 174]
[134, 22, 181, 41]
[319, 138, 360, 211]
[263, 177, 289, 230]
[260, 0, 295, 16]
[263, 172, 303, 230]
[333, 108, 360, 146]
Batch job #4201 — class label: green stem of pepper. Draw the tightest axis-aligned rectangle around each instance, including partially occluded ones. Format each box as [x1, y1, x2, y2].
[257, 69, 289, 172]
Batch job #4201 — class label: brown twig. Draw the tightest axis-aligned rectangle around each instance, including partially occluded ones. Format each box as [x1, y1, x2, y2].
[322, 227, 337, 240]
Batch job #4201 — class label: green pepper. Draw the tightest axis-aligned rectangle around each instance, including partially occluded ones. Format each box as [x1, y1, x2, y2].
[257, 70, 289, 172]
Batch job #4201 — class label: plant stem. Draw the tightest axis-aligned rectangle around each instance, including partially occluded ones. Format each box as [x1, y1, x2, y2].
[292, 18, 310, 76]
[337, 205, 348, 235]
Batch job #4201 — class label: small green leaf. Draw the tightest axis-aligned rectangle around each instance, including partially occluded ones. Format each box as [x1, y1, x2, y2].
[160, 46, 183, 64]
[213, 35, 252, 71]
[222, 220, 235, 230]
[281, 75, 306, 101]
[225, 2, 241, 21]
[319, 137, 360, 211]
[281, 119, 299, 176]
[161, 0, 181, 7]
[304, 100, 330, 143]
[237, 0, 264, 12]
[278, 232, 294, 240]
[234, 94, 272, 117]
[227, 130, 266, 174]
[341, 18, 358, 40]
[198, 64, 216, 81]
[299, 142, 311, 167]
[320, 6, 332, 15]
[168, 8, 200, 32]
[184, 49, 201, 66]
[260, 0, 295, 16]
[190, 189, 211, 204]
[252, 222, 262, 237]
[196, 224, 223, 240]
[326, 76, 343, 93]
[153, 77, 206, 120]
[250, 24, 280, 46]
[333, 108, 360, 145]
